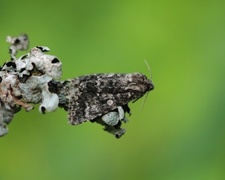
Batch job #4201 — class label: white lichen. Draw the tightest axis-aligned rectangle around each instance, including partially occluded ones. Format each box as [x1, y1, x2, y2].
[0, 34, 62, 136]
[6, 34, 29, 60]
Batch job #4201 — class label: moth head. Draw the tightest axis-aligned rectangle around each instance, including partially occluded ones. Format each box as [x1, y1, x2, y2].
[144, 60, 154, 92]
[148, 80, 154, 91]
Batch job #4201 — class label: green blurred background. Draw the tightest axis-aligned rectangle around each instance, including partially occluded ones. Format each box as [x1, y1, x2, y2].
[1, 0, 225, 180]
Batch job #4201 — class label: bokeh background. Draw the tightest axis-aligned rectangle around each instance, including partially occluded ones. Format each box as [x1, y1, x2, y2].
[1, 0, 225, 180]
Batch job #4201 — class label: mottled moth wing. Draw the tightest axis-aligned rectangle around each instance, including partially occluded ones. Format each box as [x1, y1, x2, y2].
[66, 73, 153, 125]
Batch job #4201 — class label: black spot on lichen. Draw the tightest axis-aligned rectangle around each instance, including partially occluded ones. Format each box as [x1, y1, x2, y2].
[41, 106, 46, 114]
[18, 74, 31, 83]
[6, 62, 16, 69]
[36, 46, 48, 52]
[19, 68, 26, 73]
[14, 39, 20, 45]
[51, 58, 59, 64]
[21, 54, 28, 60]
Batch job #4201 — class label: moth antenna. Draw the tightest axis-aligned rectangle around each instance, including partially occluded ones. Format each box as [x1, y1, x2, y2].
[144, 59, 152, 81]
[140, 60, 153, 111]
[140, 91, 149, 111]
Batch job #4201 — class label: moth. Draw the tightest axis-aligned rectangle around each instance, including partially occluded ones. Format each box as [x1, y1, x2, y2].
[48, 72, 154, 138]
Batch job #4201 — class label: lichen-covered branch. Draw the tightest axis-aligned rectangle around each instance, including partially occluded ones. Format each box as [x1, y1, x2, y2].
[0, 34, 154, 138]
[0, 34, 62, 136]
